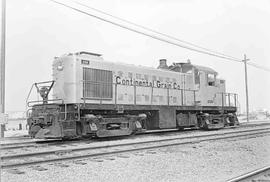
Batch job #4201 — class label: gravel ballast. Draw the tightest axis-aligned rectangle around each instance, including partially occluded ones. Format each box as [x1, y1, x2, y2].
[1, 134, 270, 182]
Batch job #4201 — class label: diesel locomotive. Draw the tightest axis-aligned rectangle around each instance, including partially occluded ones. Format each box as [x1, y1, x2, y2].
[26, 52, 239, 139]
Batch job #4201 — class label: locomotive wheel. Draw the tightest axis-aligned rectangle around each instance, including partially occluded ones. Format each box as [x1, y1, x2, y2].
[228, 116, 239, 126]
[224, 117, 230, 125]
[200, 119, 209, 130]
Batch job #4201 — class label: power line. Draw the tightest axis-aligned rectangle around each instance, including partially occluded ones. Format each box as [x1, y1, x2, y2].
[49, 0, 270, 73]
[247, 62, 270, 72]
[71, 0, 241, 61]
[49, 0, 242, 62]
[75, 0, 270, 73]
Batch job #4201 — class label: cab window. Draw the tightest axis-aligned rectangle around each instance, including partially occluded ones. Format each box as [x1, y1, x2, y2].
[207, 73, 216, 86]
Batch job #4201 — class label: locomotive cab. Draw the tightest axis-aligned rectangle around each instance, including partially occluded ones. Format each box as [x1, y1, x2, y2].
[168, 61, 238, 129]
[168, 61, 234, 107]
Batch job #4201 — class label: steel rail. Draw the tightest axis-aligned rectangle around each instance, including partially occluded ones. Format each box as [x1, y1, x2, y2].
[0, 138, 63, 146]
[1, 127, 269, 169]
[0, 126, 269, 150]
[1, 122, 270, 150]
[0, 139, 63, 150]
[2, 127, 270, 160]
[227, 166, 270, 182]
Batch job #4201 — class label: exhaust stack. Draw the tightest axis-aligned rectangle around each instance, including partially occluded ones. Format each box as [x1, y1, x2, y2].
[158, 59, 168, 69]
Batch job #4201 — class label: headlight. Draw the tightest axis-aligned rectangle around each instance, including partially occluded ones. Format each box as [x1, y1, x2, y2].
[57, 65, 64, 71]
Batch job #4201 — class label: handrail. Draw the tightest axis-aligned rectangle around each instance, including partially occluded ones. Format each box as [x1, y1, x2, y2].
[215, 92, 238, 108]
[25, 80, 55, 108]
[81, 80, 238, 108]
[26, 108, 33, 118]
[27, 99, 64, 107]
[25, 83, 35, 111]
[27, 99, 67, 121]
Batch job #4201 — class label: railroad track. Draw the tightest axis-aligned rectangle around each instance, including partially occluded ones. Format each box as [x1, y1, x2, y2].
[0, 135, 30, 141]
[0, 139, 65, 150]
[1, 122, 270, 151]
[1, 127, 269, 169]
[227, 166, 270, 182]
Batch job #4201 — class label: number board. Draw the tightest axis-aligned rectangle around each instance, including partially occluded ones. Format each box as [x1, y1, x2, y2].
[81, 60, 90, 65]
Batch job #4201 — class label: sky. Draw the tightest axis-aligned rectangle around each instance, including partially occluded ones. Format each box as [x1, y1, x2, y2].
[2, 0, 270, 113]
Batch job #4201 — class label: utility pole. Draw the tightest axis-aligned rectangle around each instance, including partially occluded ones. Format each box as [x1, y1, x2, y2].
[243, 54, 249, 122]
[0, 0, 6, 137]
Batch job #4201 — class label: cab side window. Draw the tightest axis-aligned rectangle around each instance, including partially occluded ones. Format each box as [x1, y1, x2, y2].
[207, 73, 216, 86]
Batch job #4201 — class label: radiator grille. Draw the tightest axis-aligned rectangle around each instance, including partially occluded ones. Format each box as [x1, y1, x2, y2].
[83, 67, 113, 99]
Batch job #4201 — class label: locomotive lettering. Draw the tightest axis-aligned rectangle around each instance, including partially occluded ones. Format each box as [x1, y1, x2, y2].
[115, 76, 181, 89]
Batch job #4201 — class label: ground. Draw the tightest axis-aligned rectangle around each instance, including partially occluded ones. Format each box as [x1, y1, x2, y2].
[1, 134, 270, 182]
